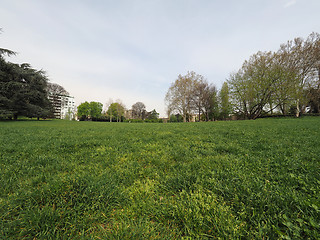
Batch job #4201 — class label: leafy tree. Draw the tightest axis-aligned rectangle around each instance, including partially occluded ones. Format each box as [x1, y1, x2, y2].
[105, 98, 114, 122]
[169, 114, 183, 122]
[77, 102, 90, 120]
[227, 33, 320, 119]
[132, 101, 146, 119]
[204, 84, 219, 121]
[0, 31, 51, 120]
[0, 60, 51, 120]
[306, 87, 320, 113]
[107, 102, 125, 122]
[77, 101, 102, 120]
[148, 109, 159, 120]
[169, 114, 177, 122]
[90, 102, 103, 119]
[228, 51, 289, 119]
[277, 32, 320, 116]
[219, 82, 231, 120]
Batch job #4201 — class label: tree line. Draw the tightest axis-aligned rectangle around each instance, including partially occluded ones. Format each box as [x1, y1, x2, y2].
[2, 30, 319, 122]
[165, 71, 231, 122]
[165, 32, 320, 121]
[77, 100, 161, 122]
[228, 32, 320, 119]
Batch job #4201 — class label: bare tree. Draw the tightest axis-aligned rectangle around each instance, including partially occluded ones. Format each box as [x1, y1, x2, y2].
[165, 71, 202, 122]
[132, 102, 146, 120]
[192, 77, 207, 121]
[47, 83, 69, 96]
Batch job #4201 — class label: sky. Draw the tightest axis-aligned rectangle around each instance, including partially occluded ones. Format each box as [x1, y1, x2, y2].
[1, 0, 319, 117]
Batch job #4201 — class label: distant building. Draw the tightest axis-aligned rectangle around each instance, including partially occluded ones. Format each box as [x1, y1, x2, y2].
[48, 93, 75, 120]
[124, 109, 133, 119]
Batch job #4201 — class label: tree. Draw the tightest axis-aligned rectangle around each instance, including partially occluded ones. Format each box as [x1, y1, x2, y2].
[89, 102, 103, 119]
[47, 82, 70, 118]
[148, 109, 159, 120]
[0, 60, 51, 120]
[1, 31, 51, 120]
[228, 51, 286, 119]
[107, 102, 125, 122]
[192, 77, 208, 121]
[132, 102, 146, 119]
[165, 71, 201, 122]
[277, 33, 320, 117]
[169, 114, 177, 122]
[203, 84, 219, 121]
[77, 101, 102, 120]
[219, 82, 231, 120]
[47, 82, 69, 96]
[105, 98, 114, 122]
[306, 87, 320, 113]
[77, 102, 90, 120]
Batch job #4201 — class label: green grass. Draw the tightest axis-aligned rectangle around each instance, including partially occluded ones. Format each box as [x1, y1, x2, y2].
[0, 117, 319, 239]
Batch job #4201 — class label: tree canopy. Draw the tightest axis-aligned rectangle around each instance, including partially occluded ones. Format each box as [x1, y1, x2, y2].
[77, 101, 103, 120]
[228, 32, 320, 119]
[0, 59, 51, 120]
[147, 109, 159, 120]
[107, 102, 125, 122]
[1, 31, 52, 120]
[165, 71, 218, 122]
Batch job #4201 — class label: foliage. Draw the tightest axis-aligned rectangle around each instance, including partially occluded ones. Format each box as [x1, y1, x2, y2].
[306, 87, 320, 113]
[0, 117, 319, 239]
[165, 71, 220, 122]
[147, 109, 159, 120]
[107, 102, 125, 122]
[228, 51, 289, 119]
[0, 59, 51, 120]
[219, 82, 232, 120]
[228, 32, 320, 119]
[89, 102, 103, 119]
[1, 31, 51, 120]
[169, 114, 177, 122]
[77, 101, 103, 120]
[169, 114, 183, 122]
[77, 101, 90, 120]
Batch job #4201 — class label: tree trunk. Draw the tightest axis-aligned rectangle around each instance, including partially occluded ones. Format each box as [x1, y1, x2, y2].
[296, 99, 300, 118]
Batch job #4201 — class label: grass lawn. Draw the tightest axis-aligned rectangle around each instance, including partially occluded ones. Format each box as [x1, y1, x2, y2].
[0, 117, 319, 239]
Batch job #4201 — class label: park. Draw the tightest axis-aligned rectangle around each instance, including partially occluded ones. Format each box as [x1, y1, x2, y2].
[0, 117, 319, 238]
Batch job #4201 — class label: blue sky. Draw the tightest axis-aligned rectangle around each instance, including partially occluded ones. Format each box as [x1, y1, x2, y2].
[1, 0, 319, 117]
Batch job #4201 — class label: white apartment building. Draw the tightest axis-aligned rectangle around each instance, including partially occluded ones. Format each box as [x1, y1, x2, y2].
[48, 93, 76, 120]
